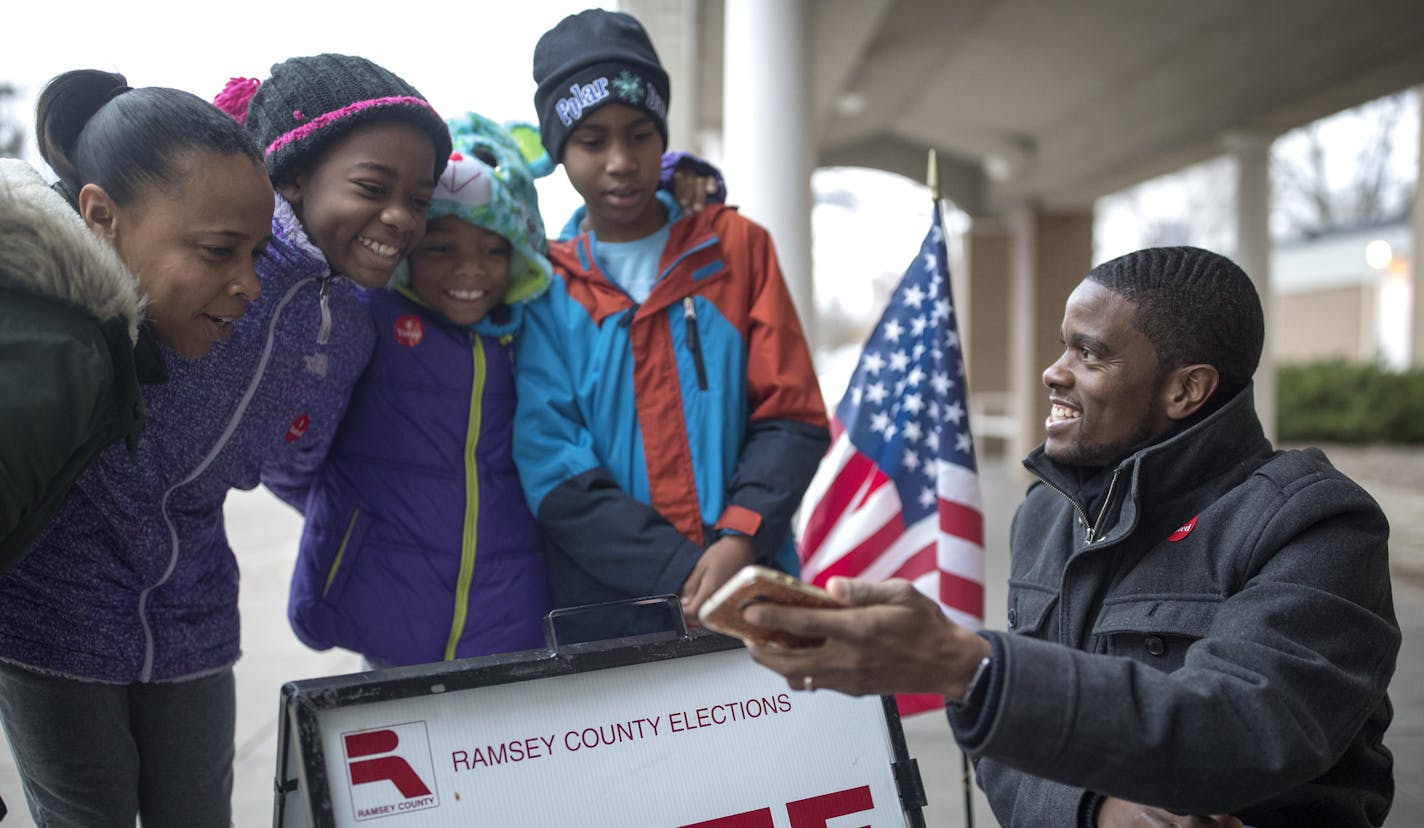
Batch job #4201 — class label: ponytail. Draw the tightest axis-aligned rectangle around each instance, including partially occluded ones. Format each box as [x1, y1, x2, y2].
[34, 69, 262, 206]
[35, 69, 129, 198]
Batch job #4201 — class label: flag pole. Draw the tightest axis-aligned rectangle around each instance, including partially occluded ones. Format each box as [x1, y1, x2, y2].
[927, 147, 941, 204]
[930, 145, 977, 828]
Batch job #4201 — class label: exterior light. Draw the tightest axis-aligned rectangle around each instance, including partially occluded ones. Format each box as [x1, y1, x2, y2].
[1365, 239, 1392, 270]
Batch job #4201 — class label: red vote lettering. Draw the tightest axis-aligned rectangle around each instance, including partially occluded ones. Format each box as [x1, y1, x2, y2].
[677, 785, 875, 828]
[678, 808, 775, 828]
[787, 785, 874, 828]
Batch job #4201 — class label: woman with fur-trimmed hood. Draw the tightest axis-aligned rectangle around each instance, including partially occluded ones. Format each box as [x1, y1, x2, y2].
[0, 158, 149, 568]
[0, 69, 271, 827]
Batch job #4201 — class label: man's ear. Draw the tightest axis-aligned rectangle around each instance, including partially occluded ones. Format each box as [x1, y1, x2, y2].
[78, 183, 119, 240]
[1162, 364, 1220, 421]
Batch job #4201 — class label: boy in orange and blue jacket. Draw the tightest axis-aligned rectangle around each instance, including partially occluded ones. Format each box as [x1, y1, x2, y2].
[514, 9, 830, 644]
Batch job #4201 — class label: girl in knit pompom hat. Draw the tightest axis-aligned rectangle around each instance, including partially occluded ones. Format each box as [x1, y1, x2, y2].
[214, 52, 452, 289]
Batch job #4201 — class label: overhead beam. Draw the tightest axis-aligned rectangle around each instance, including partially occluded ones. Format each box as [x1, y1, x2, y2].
[820, 0, 996, 150]
[818, 133, 986, 217]
[808, 0, 897, 131]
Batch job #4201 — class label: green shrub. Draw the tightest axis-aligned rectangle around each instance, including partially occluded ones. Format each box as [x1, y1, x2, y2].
[1277, 360, 1424, 444]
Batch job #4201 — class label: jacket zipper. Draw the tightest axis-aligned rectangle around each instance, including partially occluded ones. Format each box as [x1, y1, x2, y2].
[445, 335, 485, 661]
[324, 509, 361, 596]
[683, 297, 708, 391]
[1036, 467, 1121, 544]
[1040, 467, 1122, 649]
[144, 274, 316, 681]
[1086, 470, 1122, 544]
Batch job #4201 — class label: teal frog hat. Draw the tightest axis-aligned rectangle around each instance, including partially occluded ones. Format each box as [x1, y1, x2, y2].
[401, 112, 553, 310]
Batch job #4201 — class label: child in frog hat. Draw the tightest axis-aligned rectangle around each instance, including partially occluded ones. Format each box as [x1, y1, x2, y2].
[288, 112, 554, 666]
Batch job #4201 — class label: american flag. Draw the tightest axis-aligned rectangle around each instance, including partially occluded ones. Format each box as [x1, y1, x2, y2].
[797, 203, 985, 712]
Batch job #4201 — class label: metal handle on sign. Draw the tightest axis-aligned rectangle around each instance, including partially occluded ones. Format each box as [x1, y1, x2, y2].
[541, 594, 688, 653]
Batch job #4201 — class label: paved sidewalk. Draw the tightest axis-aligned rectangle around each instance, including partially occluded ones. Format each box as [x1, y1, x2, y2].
[0, 444, 1418, 826]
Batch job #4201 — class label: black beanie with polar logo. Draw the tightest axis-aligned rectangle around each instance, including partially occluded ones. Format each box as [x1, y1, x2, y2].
[532, 9, 670, 162]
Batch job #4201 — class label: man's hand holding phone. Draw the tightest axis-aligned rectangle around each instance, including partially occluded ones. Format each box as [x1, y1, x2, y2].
[724, 574, 991, 700]
[697, 565, 846, 648]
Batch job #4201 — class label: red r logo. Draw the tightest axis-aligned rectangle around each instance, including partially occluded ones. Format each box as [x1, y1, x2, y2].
[394, 315, 424, 347]
[345, 730, 432, 799]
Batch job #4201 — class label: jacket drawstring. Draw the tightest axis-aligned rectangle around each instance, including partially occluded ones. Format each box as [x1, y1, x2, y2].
[317, 277, 333, 345]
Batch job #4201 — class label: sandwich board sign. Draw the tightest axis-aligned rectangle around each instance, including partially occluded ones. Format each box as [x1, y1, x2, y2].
[274, 626, 926, 827]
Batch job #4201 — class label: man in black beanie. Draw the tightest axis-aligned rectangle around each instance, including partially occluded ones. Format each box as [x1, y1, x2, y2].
[737, 246, 1399, 827]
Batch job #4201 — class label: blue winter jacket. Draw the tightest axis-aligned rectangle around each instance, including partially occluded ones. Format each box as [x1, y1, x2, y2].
[0, 198, 375, 683]
[513, 203, 830, 643]
[288, 281, 550, 666]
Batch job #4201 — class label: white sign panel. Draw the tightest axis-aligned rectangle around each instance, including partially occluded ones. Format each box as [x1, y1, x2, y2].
[286, 647, 915, 827]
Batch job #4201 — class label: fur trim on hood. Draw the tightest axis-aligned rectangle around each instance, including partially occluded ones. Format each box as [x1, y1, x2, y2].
[0, 159, 144, 343]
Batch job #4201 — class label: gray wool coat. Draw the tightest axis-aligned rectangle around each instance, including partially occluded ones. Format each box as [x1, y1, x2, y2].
[951, 386, 1398, 827]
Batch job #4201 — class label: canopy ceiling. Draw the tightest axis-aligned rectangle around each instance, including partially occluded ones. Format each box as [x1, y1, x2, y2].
[684, 0, 1424, 216]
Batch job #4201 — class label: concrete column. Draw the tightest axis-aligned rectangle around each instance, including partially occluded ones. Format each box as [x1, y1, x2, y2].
[1412, 84, 1424, 367]
[1227, 133, 1276, 441]
[621, 0, 701, 154]
[722, 0, 817, 347]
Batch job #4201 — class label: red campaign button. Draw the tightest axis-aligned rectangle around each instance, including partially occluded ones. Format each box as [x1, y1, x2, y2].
[285, 414, 310, 443]
[1168, 515, 1199, 542]
[394, 315, 425, 347]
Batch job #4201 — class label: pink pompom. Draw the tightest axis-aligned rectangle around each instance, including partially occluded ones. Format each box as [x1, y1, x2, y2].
[213, 77, 260, 123]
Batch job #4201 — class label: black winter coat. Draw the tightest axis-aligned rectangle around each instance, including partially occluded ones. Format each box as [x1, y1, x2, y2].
[0, 159, 155, 571]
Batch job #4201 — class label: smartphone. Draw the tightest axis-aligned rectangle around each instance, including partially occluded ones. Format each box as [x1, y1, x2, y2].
[698, 565, 844, 648]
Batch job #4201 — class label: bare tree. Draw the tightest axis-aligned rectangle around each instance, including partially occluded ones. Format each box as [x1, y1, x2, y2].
[1095, 156, 1236, 257]
[1099, 91, 1417, 258]
[1272, 91, 1415, 239]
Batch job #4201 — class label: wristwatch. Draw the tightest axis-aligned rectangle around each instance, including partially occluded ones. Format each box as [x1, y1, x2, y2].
[951, 655, 992, 709]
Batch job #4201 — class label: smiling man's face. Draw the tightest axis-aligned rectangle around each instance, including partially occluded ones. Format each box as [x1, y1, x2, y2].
[1041, 280, 1176, 468]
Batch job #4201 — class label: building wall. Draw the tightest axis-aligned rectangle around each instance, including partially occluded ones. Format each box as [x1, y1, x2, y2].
[1275, 284, 1376, 363]
[966, 228, 1010, 395]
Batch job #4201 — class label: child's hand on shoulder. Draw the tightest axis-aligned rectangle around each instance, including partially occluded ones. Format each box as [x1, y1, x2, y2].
[681, 534, 756, 619]
[672, 164, 721, 215]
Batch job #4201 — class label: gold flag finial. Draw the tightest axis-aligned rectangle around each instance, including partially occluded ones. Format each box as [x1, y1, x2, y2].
[927, 148, 940, 202]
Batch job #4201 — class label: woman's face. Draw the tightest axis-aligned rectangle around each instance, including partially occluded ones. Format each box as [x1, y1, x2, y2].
[277, 120, 437, 289]
[87, 151, 273, 358]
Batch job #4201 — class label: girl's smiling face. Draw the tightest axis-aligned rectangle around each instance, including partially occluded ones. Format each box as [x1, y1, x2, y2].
[278, 120, 437, 288]
[407, 217, 512, 327]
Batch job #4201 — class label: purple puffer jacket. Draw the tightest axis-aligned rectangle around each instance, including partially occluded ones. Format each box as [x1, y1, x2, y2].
[0, 198, 376, 683]
[288, 286, 550, 666]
